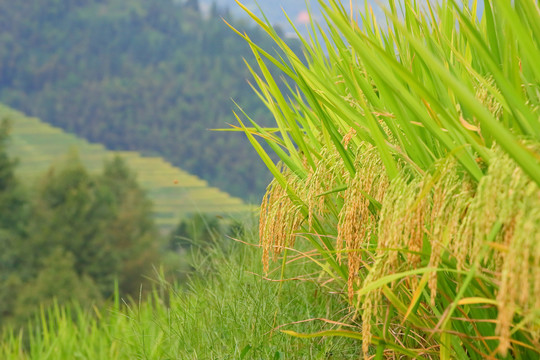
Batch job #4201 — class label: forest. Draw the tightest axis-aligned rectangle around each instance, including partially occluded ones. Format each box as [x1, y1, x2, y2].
[0, 0, 297, 201]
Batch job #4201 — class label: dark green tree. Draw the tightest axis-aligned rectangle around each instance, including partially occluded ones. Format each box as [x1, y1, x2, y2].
[0, 119, 27, 233]
[0, 148, 164, 328]
[169, 213, 222, 251]
[29, 153, 161, 298]
[168, 213, 245, 252]
[13, 248, 102, 325]
[99, 156, 160, 295]
[0, 118, 30, 326]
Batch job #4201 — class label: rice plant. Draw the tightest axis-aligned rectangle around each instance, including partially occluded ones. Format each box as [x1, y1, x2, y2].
[231, 0, 540, 358]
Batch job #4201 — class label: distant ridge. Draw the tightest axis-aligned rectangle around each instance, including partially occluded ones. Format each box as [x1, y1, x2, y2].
[1, 104, 252, 233]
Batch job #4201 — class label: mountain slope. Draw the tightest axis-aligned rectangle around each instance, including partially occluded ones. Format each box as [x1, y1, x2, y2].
[0, 0, 284, 200]
[2, 104, 251, 233]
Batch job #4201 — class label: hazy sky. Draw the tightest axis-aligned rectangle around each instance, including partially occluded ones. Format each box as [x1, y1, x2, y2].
[206, 1, 483, 34]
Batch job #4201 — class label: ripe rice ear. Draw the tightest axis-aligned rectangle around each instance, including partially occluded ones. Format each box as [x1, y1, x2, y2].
[233, 0, 540, 357]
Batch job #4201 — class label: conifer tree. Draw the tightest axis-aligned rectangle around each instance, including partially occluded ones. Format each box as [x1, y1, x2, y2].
[0, 149, 163, 327]
[0, 119, 27, 233]
[100, 156, 160, 295]
[0, 118, 29, 326]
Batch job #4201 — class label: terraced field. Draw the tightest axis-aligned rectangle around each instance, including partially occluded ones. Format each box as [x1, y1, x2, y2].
[1, 104, 252, 233]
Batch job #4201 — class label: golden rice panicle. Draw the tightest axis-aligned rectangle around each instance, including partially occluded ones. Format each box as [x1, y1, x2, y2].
[306, 146, 347, 231]
[406, 186, 428, 268]
[259, 178, 280, 273]
[376, 176, 412, 271]
[337, 145, 388, 301]
[496, 181, 540, 356]
[453, 147, 540, 355]
[427, 160, 470, 304]
[341, 126, 357, 150]
[378, 176, 427, 273]
[259, 170, 304, 273]
[475, 77, 503, 121]
[359, 257, 385, 358]
[358, 176, 419, 357]
[361, 296, 373, 357]
[455, 150, 522, 270]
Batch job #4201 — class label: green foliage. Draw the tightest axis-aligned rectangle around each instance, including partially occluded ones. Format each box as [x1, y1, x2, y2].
[0, 140, 164, 328]
[234, 0, 540, 358]
[0, 236, 362, 359]
[99, 156, 161, 295]
[0, 0, 298, 199]
[14, 248, 102, 323]
[169, 213, 245, 251]
[0, 118, 31, 326]
[169, 213, 223, 250]
[0, 119, 27, 234]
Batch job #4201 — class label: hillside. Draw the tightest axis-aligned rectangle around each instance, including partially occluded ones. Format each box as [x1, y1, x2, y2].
[1, 104, 251, 233]
[0, 0, 295, 201]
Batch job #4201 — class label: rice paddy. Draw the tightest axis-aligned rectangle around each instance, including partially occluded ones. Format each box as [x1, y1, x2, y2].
[1, 104, 252, 233]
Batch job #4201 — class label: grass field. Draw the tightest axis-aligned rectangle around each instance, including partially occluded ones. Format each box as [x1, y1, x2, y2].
[0, 233, 362, 359]
[1, 104, 252, 233]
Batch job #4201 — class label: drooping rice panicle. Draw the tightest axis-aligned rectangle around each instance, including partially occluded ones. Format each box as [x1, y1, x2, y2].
[233, 0, 540, 357]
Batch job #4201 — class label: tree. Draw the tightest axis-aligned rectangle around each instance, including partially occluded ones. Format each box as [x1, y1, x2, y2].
[29, 152, 161, 298]
[13, 248, 102, 325]
[0, 118, 30, 327]
[28, 151, 116, 295]
[99, 156, 160, 295]
[169, 213, 222, 251]
[0, 118, 27, 233]
[0, 149, 164, 328]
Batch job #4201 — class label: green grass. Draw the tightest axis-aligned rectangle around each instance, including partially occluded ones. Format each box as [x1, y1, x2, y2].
[0, 232, 362, 359]
[1, 104, 252, 233]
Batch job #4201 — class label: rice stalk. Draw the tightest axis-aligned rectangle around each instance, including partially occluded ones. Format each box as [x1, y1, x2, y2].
[233, 0, 540, 357]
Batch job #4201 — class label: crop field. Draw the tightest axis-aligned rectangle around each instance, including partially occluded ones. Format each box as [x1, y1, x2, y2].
[1, 104, 252, 233]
